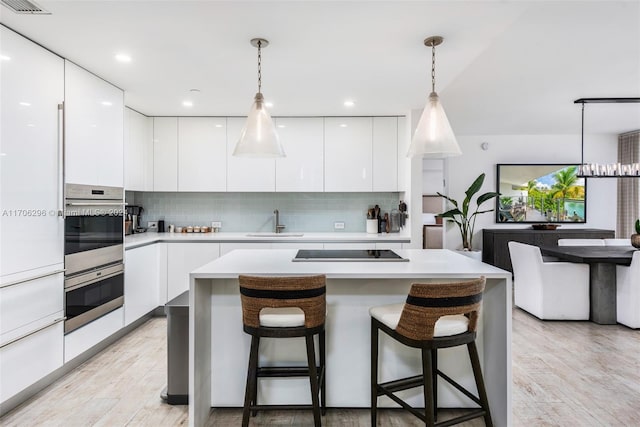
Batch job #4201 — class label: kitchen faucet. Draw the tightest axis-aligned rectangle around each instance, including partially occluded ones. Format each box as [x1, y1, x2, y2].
[274, 209, 286, 233]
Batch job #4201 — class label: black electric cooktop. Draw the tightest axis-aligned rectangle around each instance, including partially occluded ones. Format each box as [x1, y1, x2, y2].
[293, 249, 409, 262]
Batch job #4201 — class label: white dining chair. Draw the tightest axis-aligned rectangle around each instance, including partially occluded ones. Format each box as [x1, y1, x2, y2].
[508, 241, 590, 320]
[616, 251, 640, 329]
[604, 238, 631, 246]
[557, 239, 605, 246]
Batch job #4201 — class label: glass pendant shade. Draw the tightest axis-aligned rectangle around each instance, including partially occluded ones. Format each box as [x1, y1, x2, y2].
[233, 92, 285, 158]
[407, 92, 462, 158]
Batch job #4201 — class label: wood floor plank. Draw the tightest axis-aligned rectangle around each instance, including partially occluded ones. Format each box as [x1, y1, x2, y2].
[2, 309, 640, 426]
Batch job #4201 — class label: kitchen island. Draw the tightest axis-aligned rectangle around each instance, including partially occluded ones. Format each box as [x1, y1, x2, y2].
[188, 249, 512, 427]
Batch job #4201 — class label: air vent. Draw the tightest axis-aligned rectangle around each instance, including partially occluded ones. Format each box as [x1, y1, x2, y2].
[1, 0, 50, 14]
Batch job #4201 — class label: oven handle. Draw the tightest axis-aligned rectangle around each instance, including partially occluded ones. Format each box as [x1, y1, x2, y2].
[0, 269, 65, 289]
[0, 317, 66, 349]
[64, 268, 123, 292]
[65, 202, 128, 207]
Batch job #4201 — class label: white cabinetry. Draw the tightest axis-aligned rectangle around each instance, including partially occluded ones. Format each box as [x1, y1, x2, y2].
[0, 27, 65, 406]
[324, 117, 373, 192]
[220, 242, 272, 256]
[178, 117, 226, 191]
[64, 60, 124, 187]
[124, 245, 160, 326]
[275, 118, 324, 192]
[0, 27, 65, 278]
[0, 320, 64, 403]
[226, 117, 276, 191]
[167, 243, 220, 302]
[153, 117, 178, 191]
[323, 242, 377, 250]
[373, 117, 398, 191]
[64, 307, 124, 362]
[124, 108, 153, 191]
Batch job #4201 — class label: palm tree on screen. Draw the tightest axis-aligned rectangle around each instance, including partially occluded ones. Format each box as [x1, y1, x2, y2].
[550, 166, 579, 220]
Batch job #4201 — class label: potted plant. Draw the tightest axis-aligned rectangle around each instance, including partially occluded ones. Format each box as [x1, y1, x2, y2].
[437, 173, 500, 255]
[632, 219, 640, 249]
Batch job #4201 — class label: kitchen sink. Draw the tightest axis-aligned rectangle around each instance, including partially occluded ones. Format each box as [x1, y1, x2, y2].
[246, 233, 304, 237]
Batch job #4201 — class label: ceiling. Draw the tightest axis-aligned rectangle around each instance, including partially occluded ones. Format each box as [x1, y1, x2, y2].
[1, 0, 639, 135]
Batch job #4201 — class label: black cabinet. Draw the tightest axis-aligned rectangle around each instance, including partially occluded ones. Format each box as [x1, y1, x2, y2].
[482, 228, 614, 272]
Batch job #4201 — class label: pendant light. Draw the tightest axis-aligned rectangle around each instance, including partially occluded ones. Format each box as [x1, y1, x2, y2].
[407, 36, 462, 158]
[233, 38, 285, 158]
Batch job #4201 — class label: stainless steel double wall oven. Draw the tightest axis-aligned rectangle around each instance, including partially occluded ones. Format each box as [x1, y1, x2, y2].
[64, 184, 125, 333]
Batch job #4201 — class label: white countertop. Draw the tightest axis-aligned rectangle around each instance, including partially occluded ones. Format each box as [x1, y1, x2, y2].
[190, 249, 510, 279]
[125, 231, 410, 250]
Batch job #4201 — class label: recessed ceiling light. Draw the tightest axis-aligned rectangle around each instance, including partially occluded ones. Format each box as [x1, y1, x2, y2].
[182, 101, 193, 107]
[340, 124, 348, 128]
[115, 53, 132, 63]
[215, 124, 223, 128]
[277, 124, 286, 128]
[265, 102, 274, 108]
[0, 55, 11, 61]
[101, 101, 112, 106]
[27, 124, 35, 127]
[19, 102, 31, 107]
[344, 100, 355, 107]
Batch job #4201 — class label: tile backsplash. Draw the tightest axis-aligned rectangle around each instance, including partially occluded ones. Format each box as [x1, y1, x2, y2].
[126, 192, 402, 232]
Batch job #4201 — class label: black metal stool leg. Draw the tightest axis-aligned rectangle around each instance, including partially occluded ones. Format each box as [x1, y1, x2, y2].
[370, 320, 379, 427]
[306, 335, 322, 427]
[319, 329, 326, 415]
[242, 335, 260, 427]
[468, 341, 493, 427]
[431, 348, 438, 422]
[422, 348, 435, 427]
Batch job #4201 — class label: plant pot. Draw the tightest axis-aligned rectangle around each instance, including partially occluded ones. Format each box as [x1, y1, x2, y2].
[456, 249, 482, 261]
[632, 234, 640, 249]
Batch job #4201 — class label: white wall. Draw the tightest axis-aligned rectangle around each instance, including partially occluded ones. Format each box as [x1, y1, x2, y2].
[437, 134, 618, 250]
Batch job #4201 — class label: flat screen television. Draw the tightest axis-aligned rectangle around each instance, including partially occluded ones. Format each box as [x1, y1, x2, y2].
[496, 164, 586, 223]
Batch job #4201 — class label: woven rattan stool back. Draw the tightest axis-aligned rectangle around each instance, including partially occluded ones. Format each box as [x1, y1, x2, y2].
[396, 276, 485, 341]
[239, 275, 327, 329]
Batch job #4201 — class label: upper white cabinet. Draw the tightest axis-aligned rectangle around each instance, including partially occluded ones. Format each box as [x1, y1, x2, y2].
[124, 108, 153, 191]
[64, 61, 124, 187]
[373, 117, 398, 191]
[178, 117, 227, 191]
[153, 117, 178, 191]
[397, 117, 408, 192]
[226, 117, 276, 192]
[275, 117, 324, 192]
[324, 117, 373, 192]
[0, 27, 65, 278]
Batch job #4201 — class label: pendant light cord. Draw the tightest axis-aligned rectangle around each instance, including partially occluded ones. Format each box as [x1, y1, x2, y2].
[257, 40, 262, 94]
[431, 42, 436, 93]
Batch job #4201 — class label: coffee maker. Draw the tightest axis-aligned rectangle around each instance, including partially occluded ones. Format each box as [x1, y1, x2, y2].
[126, 205, 144, 234]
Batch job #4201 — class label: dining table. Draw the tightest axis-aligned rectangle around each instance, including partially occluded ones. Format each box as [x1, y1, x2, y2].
[539, 245, 637, 324]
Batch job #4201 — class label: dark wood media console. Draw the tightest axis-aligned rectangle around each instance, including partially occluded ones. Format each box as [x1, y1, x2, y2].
[482, 228, 615, 272]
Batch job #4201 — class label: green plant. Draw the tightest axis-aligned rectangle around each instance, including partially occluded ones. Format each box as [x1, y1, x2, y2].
[437, 173, 500, 250]
[635, 219, 640, 234]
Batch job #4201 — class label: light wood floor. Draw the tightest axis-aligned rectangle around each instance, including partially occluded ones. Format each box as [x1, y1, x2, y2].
[2, 309, 639, 426]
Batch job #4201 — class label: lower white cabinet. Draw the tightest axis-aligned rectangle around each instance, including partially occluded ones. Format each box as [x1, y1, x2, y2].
[219, 242, 271, 256]
[167, 243, 220, 302]
[0, 271, 63, 340]
[271, 243, 324, 250]
[64, 307, 124, 363]
[124, 245, 160, 326]
[0, 320, 64, 403]
[323, 243, 377, 250]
